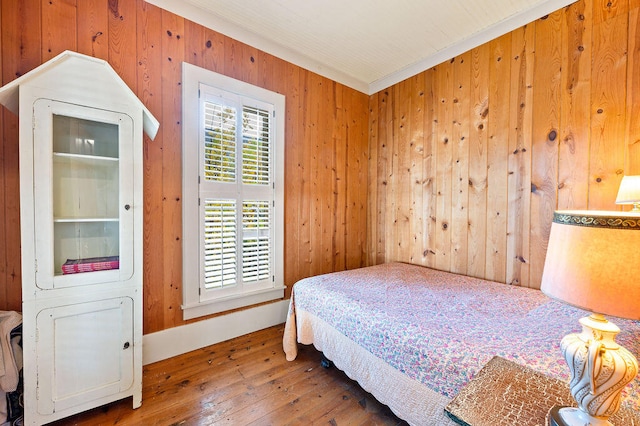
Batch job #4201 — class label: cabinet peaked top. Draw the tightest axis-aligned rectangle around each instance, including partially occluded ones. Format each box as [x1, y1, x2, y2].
[0, 50, 159, 140]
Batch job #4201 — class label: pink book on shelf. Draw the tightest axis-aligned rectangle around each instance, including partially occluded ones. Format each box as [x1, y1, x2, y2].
[61, 256, 119, 274]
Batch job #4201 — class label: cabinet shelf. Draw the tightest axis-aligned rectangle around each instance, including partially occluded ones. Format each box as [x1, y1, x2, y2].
[53, 152, 119, 163]
[54, 217, 119, 223]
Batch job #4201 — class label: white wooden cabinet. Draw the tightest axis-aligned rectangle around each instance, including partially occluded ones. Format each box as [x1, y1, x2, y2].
[0, 51, 158, 425]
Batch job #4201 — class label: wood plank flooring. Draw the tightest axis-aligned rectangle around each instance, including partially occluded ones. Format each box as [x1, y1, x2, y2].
[51, 324, 407, 425]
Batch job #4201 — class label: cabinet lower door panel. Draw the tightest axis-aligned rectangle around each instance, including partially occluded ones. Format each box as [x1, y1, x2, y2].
[35, 297, 134, 415]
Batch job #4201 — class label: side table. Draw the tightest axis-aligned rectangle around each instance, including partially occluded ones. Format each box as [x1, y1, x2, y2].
[444, 356, 639, 426]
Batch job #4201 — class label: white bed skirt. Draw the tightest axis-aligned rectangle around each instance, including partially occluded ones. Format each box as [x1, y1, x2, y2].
[283, 305, 456, 425]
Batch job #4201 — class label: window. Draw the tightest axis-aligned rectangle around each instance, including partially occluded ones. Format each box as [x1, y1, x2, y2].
[182, 63, 285, 320]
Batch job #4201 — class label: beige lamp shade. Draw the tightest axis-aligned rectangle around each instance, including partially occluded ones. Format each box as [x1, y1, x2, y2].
[540, 210, 640, 320]
[616, 175, 640, 209]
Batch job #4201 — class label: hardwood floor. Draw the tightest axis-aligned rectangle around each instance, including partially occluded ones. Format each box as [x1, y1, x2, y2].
[51, 324, 408, 425]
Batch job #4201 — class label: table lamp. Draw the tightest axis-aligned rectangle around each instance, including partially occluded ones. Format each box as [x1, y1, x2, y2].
[615, 175, 640, 211]
[540, 210, 640, 426]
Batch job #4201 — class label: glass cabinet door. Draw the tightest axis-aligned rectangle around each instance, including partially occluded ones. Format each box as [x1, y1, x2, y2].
[33, 99, 134, 289]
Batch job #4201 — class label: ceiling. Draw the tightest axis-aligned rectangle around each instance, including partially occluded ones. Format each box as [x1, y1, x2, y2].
[146, 0, 576, 94]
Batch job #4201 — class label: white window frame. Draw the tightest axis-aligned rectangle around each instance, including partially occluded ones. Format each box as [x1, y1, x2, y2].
[182, 62, 285, 320]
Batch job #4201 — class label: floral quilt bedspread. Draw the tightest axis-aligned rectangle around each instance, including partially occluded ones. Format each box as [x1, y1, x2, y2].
[287, 262, 640, 410]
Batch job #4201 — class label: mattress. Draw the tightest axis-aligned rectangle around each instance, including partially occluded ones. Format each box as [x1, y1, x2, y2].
[283, 262, 640, 425]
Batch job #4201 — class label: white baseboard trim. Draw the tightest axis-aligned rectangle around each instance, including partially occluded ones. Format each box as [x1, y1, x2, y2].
[142, 299, 290, 365]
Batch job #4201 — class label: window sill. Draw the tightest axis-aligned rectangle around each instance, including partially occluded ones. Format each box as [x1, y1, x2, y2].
[181, 286, 286, 320]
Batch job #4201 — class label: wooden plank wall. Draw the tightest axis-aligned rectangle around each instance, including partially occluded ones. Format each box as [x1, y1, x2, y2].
[0, 0, 369, 333]
[368, 0, 640, 288]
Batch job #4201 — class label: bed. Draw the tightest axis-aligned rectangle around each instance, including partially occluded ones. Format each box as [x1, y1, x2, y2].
[282, 262, 640, 425]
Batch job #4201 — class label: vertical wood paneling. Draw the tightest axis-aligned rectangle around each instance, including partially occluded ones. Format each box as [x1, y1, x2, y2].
[589, 0, 628, 208]
[422, 69, 437, 269]
[319, 79, 335, 275]
[467, 44, 490, 279]
[375, 90, 390, 265]
[627, 3, 640, 174]
[77, 0, 109, 60]
[307, 72, 323, 277]
[137, 0, 164, 334]
[0, 2, 369, 330]
[368, 0, 636, 289]
[506, 24, 534, 287]
[1, 0, 42, 311]
[383, 88, 396, 262]
[409, 73, 425, 266]
[346, 88, 368, 270]
[184, 19, 206, 69]
[284, 62, 302, 294]
[295, 71, 312, 280]
[387, 86, 400, 262]
[224, 38, 242, 80]
[394, 79, 412, 262]
[317, 74, 333, 275]
[451, 54, 470, 275]
[184, 20, 225, 74]
[367, 93, 379, 266]
[593, 0, 626, 21]
[485, 34, 511, 283]
[529, 11, 562, 288]
[42, 0, 77, 61]
[107, 0, 137, 91]
[332, 86, 346, 271]
[241, 44, 260, 87]
[434, 61, 453, 271]
[203, 29, 225, 74]
[258, 50, 271, 90]
[558, 0, 592, 210]
[160, 10, 184, 328]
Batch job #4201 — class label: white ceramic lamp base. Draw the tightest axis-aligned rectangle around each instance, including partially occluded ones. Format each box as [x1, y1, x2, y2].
[548, 406, 612, 426]
[548, 314, 638, 426]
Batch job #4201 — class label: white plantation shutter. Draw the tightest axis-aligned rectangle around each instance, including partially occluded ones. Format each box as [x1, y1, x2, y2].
[242, 201, 271, 282]
[198, 84, 275, 300]
[203, 200, 237, 288]
[242, 106, 271, 185]
[203, 104, 236, 182]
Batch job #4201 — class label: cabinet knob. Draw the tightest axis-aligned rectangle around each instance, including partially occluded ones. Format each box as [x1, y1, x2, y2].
[123, 341, 130, 350]
[124, 204, 131, 211]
